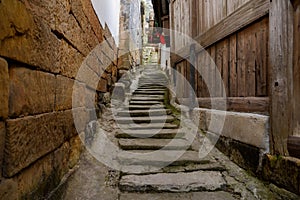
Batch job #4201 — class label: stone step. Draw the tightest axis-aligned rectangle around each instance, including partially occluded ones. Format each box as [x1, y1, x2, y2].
[117, 150, 211, 166]
[130, 96, 164, 102]
[132, 94, 164, 98]
[129, 101, 163, 105]
[117, 109, 171, 117]
[127, 105, 166, 110]
[115, 128, 184, 139]
[138, 85, 166, 90]
[118, 138, 190, 150]
[133, 91, 166, 95]
[119, 171, 226, 192]
[116, 115, 175, 124]
[121, 162, 226, 175]
[139, 82, 167, 85]
[134, 88, 166, 91]
[118, 123, 178, 130]
[119, 192, 236, 200]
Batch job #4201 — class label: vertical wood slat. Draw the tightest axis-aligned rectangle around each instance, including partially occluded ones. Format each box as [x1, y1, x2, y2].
[223, 39, 229, 97]
[270, 0, 294, 155]
[245, 25, 256, 97]
[197, 50, 205, 97]
[203, 48, 211, 97]
[237, 30, 246, 97]
[256, 18, 269, 97]
[216, 43, 223, 97]
[229, 33, 238, 97]
[209, 46, 216, 97]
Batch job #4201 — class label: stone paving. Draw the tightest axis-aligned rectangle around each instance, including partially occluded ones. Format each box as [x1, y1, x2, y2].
[61, 65, 299, 200]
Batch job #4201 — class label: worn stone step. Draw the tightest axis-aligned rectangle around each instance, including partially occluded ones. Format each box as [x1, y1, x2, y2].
[139, 83, 167, 86]
[138, 86, 167, 89]
[129, 101, 163, 105]
[133, 91, 166, 95]
[135, 88, 166, 91]
[118, 150, 211, 166]
[118, 123, 178, 130]
[127, 105, 166, 110]
[130, 96, 164, 101]
[116, 128, 184, 139]
[119, 192, 236, 200]
[119, 138, 190, 150]
[117, 109, 171, 117]
[120, 162, 226, 176]
[132, 94, 164, 98]
[116, 116, 175, 124]
[119, 171, 226, 192]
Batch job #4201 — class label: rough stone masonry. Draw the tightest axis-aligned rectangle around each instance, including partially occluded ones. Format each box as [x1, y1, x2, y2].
[0, 0, 120, 198]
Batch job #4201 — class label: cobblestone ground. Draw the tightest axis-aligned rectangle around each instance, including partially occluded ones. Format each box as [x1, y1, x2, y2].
[61, 66, 299, 200]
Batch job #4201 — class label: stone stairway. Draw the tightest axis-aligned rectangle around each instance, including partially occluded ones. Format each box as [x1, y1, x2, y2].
[114, 65, 234, 198]
[61, 65, 299, 200]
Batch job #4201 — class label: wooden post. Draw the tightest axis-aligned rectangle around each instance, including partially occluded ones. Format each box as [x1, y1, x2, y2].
[269, 0, 294, 155]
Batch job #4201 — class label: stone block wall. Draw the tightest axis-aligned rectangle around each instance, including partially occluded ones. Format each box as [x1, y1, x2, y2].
[0, 0, 118, 198]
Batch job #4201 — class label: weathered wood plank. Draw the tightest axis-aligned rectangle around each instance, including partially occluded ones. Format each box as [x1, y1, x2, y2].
[237, 30, 246, 97]
[185, 60, 190, 98]
[227, 0, 250, 15]
[202, 49, 211, 97]
[216, 43, 223, 97]
[229, 34, 238, 97]
[173, 0, 269, 63]
[270, 0, 294, 155]
[222, 39, 229, 97]
[209, 46, 216, 97]
[244, 25, 256, 97]
[179, 97, 269, 114]
[255, 17, 269, 97]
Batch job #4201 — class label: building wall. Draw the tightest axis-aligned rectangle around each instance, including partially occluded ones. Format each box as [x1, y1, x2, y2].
[0, 0, 118, 198]
[119, 0, 143, 71]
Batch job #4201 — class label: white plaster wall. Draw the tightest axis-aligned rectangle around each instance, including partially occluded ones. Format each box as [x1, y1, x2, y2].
[91, 0, 121, 43]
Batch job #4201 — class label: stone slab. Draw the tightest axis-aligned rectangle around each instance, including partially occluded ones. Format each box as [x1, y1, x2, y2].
[119, 138, 190, 150]
[116, 128, 184, 139]
[9, 67, 56, 117]
[118, 150, 212, 166]
[117, 109, 171, 117]
[118, 123, 178, 130]
[55, 75, 74, 111]
[4, 110, 77, 177]
[127, 105, 166, 110]
[116, 115, 175, 124]
[194, 108, 269, 149]
[120, 192, 236, 200]
[130, 101, 164, 105]
[121, 162, 226, 175]
[119, 171, 226, 192]
[133, 91, 166, 95]
[131, 96, 164, 101]
[0, 58, 9, 119]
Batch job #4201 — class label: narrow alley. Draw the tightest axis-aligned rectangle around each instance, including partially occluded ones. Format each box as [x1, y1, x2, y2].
[0, 0, 299, 199]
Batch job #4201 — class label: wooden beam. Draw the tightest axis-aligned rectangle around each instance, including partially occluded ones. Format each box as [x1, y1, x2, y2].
[269, 0, 294, 155]
[173, 0, 270, 63]
[178, 97, 269, 114]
